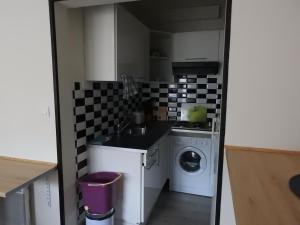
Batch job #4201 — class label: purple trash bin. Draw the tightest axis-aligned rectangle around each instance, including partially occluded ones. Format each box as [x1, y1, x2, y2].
[79, 171, 122, 214]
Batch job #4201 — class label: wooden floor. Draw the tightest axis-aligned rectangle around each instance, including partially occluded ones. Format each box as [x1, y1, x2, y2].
[147, 191, 212, 225]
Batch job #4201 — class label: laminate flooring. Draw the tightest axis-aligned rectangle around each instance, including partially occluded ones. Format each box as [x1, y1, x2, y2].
[147, 191, 212, 225]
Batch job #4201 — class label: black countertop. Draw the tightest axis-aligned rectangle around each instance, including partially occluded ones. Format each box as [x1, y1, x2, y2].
[103, 121, 174, 150]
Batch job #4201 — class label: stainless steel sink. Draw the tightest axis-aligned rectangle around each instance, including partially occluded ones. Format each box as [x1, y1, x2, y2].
[124, 127, 147, 136]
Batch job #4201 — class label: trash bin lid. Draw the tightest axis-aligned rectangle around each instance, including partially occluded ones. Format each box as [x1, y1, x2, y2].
[79, 172, 122, 187]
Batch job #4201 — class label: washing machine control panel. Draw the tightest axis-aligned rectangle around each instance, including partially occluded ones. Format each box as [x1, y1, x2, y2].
[195, 138, 210, 148]
[197, 140, 209, 146]
[172, 136, 211, 148]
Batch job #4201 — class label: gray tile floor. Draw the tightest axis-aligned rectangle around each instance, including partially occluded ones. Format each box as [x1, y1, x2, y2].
[147, 191, 212, 225]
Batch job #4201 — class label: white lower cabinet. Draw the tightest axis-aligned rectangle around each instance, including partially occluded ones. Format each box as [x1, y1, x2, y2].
[143, 144, 160, 223]
[143, 140, 168, 223]
[88, 147, 143, 225]
[88, 136, 169, 225]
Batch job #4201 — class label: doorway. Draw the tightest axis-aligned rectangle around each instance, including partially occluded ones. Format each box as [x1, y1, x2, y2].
[49, 0, 232, 224]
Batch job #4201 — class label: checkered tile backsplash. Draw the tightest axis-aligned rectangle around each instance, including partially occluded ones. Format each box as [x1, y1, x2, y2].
[73, 81, 143, 222]
[73, 74, 222, 222]
[142, 74, 222, 121]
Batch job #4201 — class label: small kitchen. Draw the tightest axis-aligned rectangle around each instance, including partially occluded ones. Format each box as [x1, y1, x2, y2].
[54, 0, 226, 225]
[2, 0, 300, 225]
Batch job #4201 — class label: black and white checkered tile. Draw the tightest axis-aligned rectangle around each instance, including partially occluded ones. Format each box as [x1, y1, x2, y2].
[142, 74, 222, 121]
[73, 81, 143, 222]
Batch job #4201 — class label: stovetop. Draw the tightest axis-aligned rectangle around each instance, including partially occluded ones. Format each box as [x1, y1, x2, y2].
[172, 121, 212, 131]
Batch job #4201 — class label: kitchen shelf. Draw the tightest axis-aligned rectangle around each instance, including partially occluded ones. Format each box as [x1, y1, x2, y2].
[0, 156, 57, 198]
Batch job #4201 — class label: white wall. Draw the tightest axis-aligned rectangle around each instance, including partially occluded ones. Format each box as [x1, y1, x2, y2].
[221, 0, 300, 225]
[0, 0, 57, 163]
[225, 0, 300, 150]
[55, 3, 86, 225]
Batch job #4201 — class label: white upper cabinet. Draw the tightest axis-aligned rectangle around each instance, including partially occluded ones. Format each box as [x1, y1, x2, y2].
[84, 4, 149, 82]
[117, 5, 150, 82]
[84, 5, 116, 81]
[172, 30, 220, 62]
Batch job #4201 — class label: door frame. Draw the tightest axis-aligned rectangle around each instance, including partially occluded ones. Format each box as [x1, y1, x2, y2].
[48, 1, 65, 225]
[47, 0, 233, 225]
[214, 0, 232, 224]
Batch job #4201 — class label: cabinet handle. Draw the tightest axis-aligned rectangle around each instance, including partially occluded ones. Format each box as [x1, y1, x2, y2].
[186, 57, 207, 60]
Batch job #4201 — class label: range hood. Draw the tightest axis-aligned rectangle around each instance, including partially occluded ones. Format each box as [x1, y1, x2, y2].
[172, 62, 219, 75]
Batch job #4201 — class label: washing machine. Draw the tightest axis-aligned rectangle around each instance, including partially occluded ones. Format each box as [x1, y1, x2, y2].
[170, 135, 214, 197]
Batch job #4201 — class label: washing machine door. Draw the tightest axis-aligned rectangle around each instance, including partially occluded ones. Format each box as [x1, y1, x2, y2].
[176, 147, 207, 175]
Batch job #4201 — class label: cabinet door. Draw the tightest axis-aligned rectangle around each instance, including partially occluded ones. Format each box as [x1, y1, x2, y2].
[89, 146, 143, 224]
[172, 30, 220, 62]
[117, 5, 150, 82]
[84, 5, 116, 81]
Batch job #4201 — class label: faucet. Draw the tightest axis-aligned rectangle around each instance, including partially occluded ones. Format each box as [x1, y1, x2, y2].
[116, 111, 132, 135]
